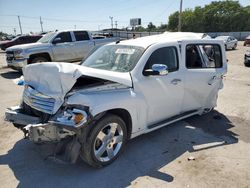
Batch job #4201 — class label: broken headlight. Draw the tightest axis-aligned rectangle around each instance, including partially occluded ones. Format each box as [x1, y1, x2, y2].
[53, 108, 88, 128]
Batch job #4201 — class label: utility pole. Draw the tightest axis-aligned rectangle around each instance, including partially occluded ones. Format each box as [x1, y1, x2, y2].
[98, 24, 102, 31]
[109, 16, 113, 31]
[13, 28, 16, 36]
[17, 16, 23, 35]
[178, 0, 183, 32]
[115, 21, 118, 29]
[40, 16, 44, 32]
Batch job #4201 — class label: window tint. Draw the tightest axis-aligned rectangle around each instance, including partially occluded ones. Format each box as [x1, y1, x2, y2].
[186, 44, 222, 69]
[74, 31, 90, 41]
[144, 47, 178, 72]
[55, 32, 72, 43]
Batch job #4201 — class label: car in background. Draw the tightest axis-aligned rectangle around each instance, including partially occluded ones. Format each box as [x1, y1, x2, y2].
[0, 35, 42, 51]
[215, 36, 238, 50]
[244, 50, 250, 67]
[244, 35, 250, 46]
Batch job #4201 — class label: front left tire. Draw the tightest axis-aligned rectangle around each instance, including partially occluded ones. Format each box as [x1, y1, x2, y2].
[80, 114, 128, 168]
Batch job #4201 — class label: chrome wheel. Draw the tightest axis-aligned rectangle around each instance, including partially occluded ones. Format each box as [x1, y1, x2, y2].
[94, 122, 123, 162]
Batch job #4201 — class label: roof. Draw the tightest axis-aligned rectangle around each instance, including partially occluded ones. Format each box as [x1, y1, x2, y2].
[118, 32, 210, 48]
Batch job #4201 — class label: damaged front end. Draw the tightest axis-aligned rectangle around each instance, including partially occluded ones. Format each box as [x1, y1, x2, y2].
[5, 62, 133, 163]
[5, 85, 93, 163]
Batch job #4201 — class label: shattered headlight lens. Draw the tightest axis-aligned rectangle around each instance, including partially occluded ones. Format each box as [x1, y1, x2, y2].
[55, 108, 88, 127]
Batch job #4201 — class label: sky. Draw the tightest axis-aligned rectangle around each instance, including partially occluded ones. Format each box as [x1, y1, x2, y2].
[0, 0, 249, 35]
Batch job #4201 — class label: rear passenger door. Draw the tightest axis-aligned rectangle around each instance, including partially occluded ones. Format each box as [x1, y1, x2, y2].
[72, 31, 95, 60]
[181, 40, 227, 113]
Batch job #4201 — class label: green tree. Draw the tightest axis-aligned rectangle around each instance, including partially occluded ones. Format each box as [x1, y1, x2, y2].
[147, 22, 156, 31]
[167, 0, 250, 32]
[168, 11, 179, 31]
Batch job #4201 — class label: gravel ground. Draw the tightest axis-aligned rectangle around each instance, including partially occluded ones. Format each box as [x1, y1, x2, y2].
[0, 42, 250, 188]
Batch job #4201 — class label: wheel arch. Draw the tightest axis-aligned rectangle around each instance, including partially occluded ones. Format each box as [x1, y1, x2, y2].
[93, 108, 133, 139]
[28, 52, 52, 64]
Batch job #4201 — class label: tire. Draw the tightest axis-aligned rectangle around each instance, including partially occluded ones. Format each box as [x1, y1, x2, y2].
[80, 114, 128, 168]
[232, 44, 237, 50]
[30, 56, 48, 64]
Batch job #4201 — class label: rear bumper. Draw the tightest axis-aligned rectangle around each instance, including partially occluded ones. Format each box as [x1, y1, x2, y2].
[5, 106, 40, 126]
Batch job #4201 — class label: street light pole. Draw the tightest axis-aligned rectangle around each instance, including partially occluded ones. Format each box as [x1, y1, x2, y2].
[178, 0, 183, 32]
[40, 16, 44, 32]
[17, 16, 23, 35]
[109, 16, 113, 32]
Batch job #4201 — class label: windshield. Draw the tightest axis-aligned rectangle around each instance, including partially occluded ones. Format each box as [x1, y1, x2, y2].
[38, 32, 57, 43]
[81, 45, 144, 72]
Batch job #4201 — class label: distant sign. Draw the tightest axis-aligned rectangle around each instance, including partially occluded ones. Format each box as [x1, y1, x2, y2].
[130, 18, 141, 27]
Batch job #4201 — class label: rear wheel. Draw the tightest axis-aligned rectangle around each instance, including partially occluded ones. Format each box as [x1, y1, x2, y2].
[30, 56, 48, 64]
[80, 114, 127, 168]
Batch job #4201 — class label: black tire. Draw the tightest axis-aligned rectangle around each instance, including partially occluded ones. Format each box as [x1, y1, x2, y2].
[30, 56, 48, 64]
[232, 44, 237, 50]
[80, 114, 128, 168]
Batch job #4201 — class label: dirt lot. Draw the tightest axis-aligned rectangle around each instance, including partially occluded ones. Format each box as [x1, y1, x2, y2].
[0, 42, 250, 188]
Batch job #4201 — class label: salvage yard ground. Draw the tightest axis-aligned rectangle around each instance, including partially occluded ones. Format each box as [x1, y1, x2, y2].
[0, 42, 250, 188]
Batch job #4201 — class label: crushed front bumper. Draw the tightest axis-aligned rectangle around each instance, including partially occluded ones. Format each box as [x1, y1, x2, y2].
[5, 106, 40, 126]
[5, 106, 76, 143]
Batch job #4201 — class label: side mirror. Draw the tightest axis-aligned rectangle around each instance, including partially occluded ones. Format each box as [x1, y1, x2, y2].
[52, 37, 61, 44]
[143, 64, 168, 76]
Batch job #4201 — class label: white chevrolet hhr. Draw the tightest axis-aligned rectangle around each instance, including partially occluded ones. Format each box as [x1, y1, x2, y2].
[5, 32, 227, 167]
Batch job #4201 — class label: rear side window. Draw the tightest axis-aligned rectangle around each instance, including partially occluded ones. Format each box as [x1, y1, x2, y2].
[74, 31, 90, 41]
[55, 32, 72, 43]
[144, 46, 179, 72]
[186, 44, 222, 69]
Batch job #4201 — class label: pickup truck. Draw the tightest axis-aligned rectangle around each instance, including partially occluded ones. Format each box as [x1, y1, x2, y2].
[0, 35, 42, 51]
[5, 30, 119, 70]
[5, 32, 227, 167]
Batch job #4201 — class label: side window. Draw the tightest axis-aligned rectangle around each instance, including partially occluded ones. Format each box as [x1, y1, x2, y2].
[74, 31, 90, 41]
[144, 46, 178, 73]
[55, 32, 72, 43]
[186, 44, 222, 69]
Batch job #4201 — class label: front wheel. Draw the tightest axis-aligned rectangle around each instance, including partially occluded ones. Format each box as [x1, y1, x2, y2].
[30, 56, 48, 64]
[232, 44, 237, 50]
[80, 114, 128, 168]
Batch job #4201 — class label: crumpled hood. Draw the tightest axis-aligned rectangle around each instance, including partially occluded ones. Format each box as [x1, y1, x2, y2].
[6, 42, 49, 51]
[23, 62, 132, 113]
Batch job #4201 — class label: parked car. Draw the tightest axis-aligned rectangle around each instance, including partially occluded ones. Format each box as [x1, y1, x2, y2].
[244, 35, 250, 46]
[244, 50, 250, 66]
[0, 35, 42, 51]
[5, 30, 119, 71]
[215, 36, 237, 50]
[5, 32, 227, 167]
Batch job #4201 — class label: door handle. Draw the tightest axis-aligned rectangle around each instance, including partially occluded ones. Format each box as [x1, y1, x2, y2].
[171, 79, 182, 85]
[208, 75, 223, 85]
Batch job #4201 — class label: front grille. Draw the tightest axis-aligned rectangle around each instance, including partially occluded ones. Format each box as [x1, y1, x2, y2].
[6, 51, 14, 61]
[23, 86, 55, 114]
